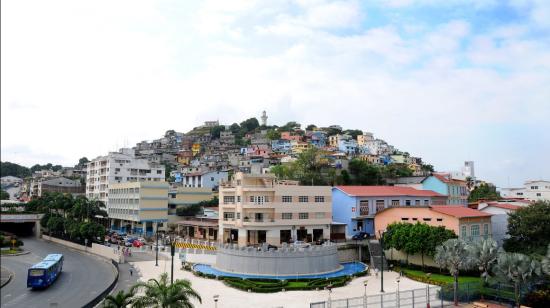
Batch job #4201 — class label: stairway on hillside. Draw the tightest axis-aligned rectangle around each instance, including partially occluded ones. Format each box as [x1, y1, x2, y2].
[367, 240, 388, 271]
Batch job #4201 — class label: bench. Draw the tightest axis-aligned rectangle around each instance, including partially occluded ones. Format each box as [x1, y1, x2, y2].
[473, 302, 489, 308]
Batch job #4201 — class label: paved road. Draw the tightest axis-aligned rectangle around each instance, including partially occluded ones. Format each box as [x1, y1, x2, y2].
[112, 248, 169, 295]
[0, 237, 115, 308]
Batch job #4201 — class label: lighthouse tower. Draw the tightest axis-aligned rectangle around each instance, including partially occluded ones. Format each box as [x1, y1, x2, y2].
[261, 110, 268, 126]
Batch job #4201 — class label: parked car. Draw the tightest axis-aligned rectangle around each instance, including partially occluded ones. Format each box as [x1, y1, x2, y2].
[132, 240, 143, 247]
[352, 232, 370, 240]
[291, 241, 311, 248]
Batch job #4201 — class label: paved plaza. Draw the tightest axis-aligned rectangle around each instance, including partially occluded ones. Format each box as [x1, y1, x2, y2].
[130, 257, 432, 308]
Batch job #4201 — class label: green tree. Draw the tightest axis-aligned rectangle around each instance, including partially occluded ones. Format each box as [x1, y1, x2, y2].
[239, 118, 260, 133]
[468, 183, 500, 202]
[503, 201, 550, 256]
[343, 129, 363, 139]
[492, 252, 542, 308]
[305, 124, 317, 131]
[434, 239, 472, 306]
[383, 163, 413, 178]
[348, 159, 384, 185]
[196, 196, 218, 207]
[266, 130, 281, 140]
[176, 205, 202, 217]
[0, 189, 10, 200]
[278, 121, 301, 132]
[103, 289, 137, 308]
[542, 245, 550, 276]
[75, 157, 89, 168]
[421, 164, 434, 173]
[47, 216, 65, 235]
[0, 161, 31, 178]
[209, 125, 225, 139]
[132, 273, 201, 308]
[467, 238, 499, 282]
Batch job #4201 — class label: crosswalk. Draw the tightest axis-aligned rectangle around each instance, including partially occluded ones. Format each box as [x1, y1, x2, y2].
[175, 242, 217, 251]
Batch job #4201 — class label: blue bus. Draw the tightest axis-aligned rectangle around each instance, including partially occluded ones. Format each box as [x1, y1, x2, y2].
[27, 254, 64, 288]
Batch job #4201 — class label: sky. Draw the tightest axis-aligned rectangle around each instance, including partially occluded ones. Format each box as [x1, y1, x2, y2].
[1, 0, 549, 188]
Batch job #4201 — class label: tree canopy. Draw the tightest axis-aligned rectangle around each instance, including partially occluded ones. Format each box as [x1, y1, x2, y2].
[503, 200, 550, 256]
[0, 189, 10, 200]
[0, 161, 31, 178]
[468, 183, 501, 202]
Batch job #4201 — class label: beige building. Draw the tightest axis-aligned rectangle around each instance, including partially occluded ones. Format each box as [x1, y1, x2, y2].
[167, 187, 214, 223]
[356, 132, 373, 146]
[219, 172, 332, 246]
[108, 181, 169, 235]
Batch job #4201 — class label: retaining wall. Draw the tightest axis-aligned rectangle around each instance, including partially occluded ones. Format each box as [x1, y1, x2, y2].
[42, 235, 121, 262]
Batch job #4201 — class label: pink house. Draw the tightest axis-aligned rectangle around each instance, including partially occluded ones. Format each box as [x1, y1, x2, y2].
[280, 132, 302, 141]
[374, 206, 492, 241]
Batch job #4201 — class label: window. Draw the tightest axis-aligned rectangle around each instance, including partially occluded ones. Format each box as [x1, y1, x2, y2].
[282, 213, 292, 219]
[537, 193, 542, 197]
[461, 225, 467, 238]
[170, 194, 176, 199]
[314, 196, 325, 203]
[223, 196, 235, 204]
[391, 200, 400, 206]
[436, 218, 443, 222]
[299, 196, 309, 203]
[424, 200, 430, 206]
[484, 224, 489, 235]
[282, 196, 292, 202]
[376, 200, 385, 212]
[359, 200, 369, 215]
[315, 212, 325, 219]
[405, 200, 411, 206]
[223, 212, 235, 220]
[211, 177, 214, 181]
[471, 225, 480, 237]
[423, 218, 432, 221]
[412, 218, 418, 221]
[299, 213, 309, 219]
[249, 196, 254, 203]
[236, 213, 241, 219]
[401, 218, 409, 221]
[237, 196, 241, 203]
[157, 170, 162, 174]
[415, 200, 421, 206]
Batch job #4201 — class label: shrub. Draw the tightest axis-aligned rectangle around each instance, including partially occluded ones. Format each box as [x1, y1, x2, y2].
[524, 289, 550, 308]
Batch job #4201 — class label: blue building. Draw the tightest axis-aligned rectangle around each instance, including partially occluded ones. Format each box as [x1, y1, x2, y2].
[422, 174, 468, 205]
[271, 140, 292, 153]
[310, 131, 327, 148]
[338, 139, 358, 155]
[332, 186, 446, 239]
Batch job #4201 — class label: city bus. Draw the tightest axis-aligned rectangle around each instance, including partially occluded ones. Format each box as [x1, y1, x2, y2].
[27, 254, 64, 288]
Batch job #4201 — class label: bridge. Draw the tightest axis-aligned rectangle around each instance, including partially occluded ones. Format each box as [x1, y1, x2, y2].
[0, 213, 44, 238]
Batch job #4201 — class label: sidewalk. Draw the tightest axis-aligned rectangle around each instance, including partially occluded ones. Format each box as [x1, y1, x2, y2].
[1, 266, 14, 288]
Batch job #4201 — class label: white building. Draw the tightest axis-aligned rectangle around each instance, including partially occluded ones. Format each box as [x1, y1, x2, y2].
[218, 172, 332, 246]
[501, 180, 550, 201]
[85, 148, 165, 204]
[478, 202, 521, 246]
[181, 170, 228, 190]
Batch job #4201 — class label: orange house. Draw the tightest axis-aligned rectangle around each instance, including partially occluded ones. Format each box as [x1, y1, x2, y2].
[375, 206, 492, 241]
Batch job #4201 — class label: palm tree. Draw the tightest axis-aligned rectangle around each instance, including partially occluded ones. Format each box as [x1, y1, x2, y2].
[434, 239, 472, 306]
[102, 289, 136, 308]
[467, 238, 499, 283]
[492, 252, 541, 308]
[132, 273, 201, 308]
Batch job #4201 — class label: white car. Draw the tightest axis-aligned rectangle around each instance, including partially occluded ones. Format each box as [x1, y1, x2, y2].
[291, 241, 311, 248]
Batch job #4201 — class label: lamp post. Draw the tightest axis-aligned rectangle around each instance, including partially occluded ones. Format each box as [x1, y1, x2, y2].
[327, 283, 333, 308]
[363, 280, 368, 308]
[396, 277, 401, 308]
[213, 294, 219, 308]
[155, 230, 159, 267]
[378, 230, 385, 293]
[426, 273, 431, 308]
[169, 234, 176, 284]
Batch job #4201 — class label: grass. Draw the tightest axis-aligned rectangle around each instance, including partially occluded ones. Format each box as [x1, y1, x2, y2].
[400, 268, 480, 285]
[1, 248, 22, 255]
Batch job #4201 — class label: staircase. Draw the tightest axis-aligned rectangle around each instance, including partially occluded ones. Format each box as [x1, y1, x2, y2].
[367, 239, 388, 271]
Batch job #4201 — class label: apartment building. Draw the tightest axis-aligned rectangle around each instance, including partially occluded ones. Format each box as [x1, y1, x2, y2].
[218, 172, 332, 246]
[108, 181, 169, 235]
[29, 177, 84, 197]
[181, 170, 228, 190]
[85, 148, 165, 204]
[422, 174, 469, 205]
[332, 186, 447, 238]
[501, 180, 550, 201]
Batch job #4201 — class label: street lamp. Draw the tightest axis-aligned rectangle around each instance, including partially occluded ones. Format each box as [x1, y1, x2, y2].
[213, 294, 219, 308]
[155, 231, 159, 267]
[327, 283, 333, 308]
[363, 280, 368, 308]
[169, 234, 176, 284]
[426, 273, 431, 308]
[396, 277, 401, 308]
[378, 230, 385, 293]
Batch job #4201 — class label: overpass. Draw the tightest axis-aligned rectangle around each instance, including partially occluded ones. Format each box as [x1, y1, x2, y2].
[0, 213, 44, 238]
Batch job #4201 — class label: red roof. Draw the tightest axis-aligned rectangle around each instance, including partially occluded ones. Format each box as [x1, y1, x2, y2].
[335, 186, 445, 197]
[486, 203, 521, 210]
[431, 174, 466, 185]
[430, 206, 492, 218]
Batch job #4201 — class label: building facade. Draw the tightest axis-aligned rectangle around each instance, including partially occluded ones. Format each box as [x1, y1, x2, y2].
[29, 177, 84, 197]
[181, 170, 228, 190]
[218, 172, 332, 246]
[501, 180, 550, 201]
[374, 206, 492, 241]
[108, 181, 169, 235]
[422, 174, 468, 205]
[86, 148, 165, 204]
[332, 186, 447, 238]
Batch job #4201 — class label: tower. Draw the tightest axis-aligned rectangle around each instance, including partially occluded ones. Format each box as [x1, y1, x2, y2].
[261, 110, 268, 126]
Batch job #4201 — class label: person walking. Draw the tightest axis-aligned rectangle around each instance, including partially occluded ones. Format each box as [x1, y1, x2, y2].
[129, 268, 133, 276]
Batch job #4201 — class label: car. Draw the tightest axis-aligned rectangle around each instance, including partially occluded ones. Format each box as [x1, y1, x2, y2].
[291, 241, 311, 248]
[352, 232, 370, 240]
[132, 240, 143, 247]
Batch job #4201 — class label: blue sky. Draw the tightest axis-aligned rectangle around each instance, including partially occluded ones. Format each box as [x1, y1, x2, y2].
[1, 0, 549, 188]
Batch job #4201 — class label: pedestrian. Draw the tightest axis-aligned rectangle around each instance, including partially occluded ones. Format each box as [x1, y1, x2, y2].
[129, 268, 133, 276]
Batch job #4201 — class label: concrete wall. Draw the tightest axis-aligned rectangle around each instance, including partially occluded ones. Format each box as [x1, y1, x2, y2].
[43, 235, 121, 262]
[384, 248, 439, 268]
[215, 243, 341, 276]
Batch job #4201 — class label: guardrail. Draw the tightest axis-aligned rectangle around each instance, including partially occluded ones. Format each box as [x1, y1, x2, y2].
[84, 260, 119, 308]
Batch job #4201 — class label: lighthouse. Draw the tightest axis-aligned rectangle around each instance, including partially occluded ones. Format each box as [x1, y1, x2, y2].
[261, 110, 268, 126]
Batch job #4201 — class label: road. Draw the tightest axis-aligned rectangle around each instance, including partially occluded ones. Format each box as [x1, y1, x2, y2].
[0, 237, 115, 308]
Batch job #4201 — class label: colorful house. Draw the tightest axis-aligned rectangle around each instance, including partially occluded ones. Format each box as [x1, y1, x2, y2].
[332, 186, 447, 238]
[374, 206, 492, 241]
[422, 174, 468, 205]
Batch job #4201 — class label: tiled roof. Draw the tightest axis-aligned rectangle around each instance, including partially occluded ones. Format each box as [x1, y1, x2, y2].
[335, 186, 445, 197]
[430, 206, 492, 218]
[486, 203, 521, 210]
[431, 174, 467, 184]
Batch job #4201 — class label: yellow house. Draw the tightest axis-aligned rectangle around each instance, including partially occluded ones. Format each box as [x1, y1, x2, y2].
[192, 143, 201, 156]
